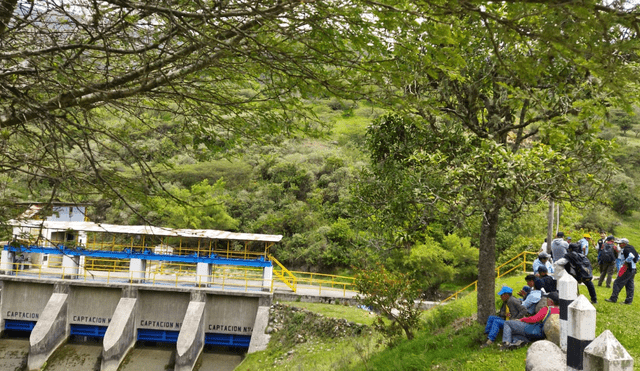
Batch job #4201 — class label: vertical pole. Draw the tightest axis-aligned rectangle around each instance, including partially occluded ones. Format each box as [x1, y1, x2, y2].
[547, 200, 554, 253]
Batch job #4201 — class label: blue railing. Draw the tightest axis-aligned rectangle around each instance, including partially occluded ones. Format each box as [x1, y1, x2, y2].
[4, 244, 272, 268]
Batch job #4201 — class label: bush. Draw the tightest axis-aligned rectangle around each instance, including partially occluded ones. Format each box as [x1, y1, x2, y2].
[355, 264, 423, 344]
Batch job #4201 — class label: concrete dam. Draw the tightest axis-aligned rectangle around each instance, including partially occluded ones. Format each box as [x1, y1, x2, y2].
[0, 276, 271, 371]
[0, 207, 356, 370]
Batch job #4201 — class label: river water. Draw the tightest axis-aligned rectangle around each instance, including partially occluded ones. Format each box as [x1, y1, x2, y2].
[0, 335, 243, 371]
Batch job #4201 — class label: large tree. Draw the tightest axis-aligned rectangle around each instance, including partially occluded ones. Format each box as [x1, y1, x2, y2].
[0, 0, 378, 222]
[356, 1, 638, 323]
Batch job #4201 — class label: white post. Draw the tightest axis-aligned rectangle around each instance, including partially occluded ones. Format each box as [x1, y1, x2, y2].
[558, 271, 578, 351]
[262, 266, 273, 292]
[583, 330, 634, 371]
[129, 258, 146, 282]
[61, 255, 79, 278]
[1, 250, 14, 274]
[78, 256, 86, 277]
[196, 262, 211, 287]
[567, 295, 596, 371]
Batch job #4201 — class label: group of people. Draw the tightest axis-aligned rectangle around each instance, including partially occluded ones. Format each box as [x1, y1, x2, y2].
[547, 231, 638, 305]
[481, 231, 638, 350]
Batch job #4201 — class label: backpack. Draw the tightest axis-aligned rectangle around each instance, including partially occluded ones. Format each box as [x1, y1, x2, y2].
[600, 244, 616, 263]
[564, 252, 593, 283]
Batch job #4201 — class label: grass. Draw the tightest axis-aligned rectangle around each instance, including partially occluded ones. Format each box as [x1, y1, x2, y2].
[275, 301, 379, 327]
[239, 273, 640, 370]
[616, 211, 640, 244]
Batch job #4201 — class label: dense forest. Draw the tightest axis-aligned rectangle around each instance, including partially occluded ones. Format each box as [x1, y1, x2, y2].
[3, 96, 639, 288]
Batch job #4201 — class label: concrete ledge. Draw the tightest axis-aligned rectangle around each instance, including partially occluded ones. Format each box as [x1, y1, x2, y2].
[274, 292, 358, 306]
[175, 301, 206, 371]
[0, 275, 271, 299]
[27, 293, 68, 371]
[248, 305, 270, 354]
[101, 297, 138, 371]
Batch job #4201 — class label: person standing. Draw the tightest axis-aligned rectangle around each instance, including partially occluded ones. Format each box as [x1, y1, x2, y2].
[557, 243, 598, 304]
[596, 232, 607, 262]
[606, 238, 638, 305]
[598, 235, 618, 288]
[550, 232, 569, 262]
[578, 233, 591, 256]
[539, 238, 548, 255]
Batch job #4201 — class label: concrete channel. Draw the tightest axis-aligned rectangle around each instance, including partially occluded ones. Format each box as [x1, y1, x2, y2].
[0, 335, 244, 371]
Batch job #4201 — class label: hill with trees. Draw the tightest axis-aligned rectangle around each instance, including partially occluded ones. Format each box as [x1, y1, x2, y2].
[3, 0, 640, 325]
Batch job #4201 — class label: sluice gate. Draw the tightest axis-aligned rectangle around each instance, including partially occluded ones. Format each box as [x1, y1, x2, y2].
[0, 277, 271, 371]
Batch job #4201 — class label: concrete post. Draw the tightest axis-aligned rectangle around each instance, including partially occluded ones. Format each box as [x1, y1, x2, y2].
[61, 255, 79, 279]
[175, 300, 206, 371]
[558, 272, 578, 352]
[101, 297, 138, 371]
[262, 266, 273, 292]
[78, 256, 86, 277]
[1, 250, 14, 275]
[567, 295, 596, 371]
[129, 258, 146, 283]
[248, 305, 271, 353]
[27, 292, 69, 371]
[196, 262, 211, 287]
[583, 330, 634, 371]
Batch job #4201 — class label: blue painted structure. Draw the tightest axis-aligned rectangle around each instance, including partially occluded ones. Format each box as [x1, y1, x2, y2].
[205, 333, 251, 348]
[137, 329, 180, 343]
[4, 319, 37, 332]
[3, 244, 272, 268]
[70, 324, 108, 338]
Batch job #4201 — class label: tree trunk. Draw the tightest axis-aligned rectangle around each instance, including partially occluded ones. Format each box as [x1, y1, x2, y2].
[477, 206, 500, 325]
[547, 199, 554, 253]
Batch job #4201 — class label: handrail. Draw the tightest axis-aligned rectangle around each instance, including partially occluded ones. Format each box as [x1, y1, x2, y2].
[441, 250, 538, 303]
[269, 255, 297, 292]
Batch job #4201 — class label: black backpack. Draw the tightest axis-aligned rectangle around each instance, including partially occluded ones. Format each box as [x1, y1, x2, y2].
[600, 244, 616, 263]
[564, 252, 593, 283]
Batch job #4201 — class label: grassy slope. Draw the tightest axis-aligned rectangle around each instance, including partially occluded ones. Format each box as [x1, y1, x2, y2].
[235, 111, 640, 370]
[238, 273, 640, 370]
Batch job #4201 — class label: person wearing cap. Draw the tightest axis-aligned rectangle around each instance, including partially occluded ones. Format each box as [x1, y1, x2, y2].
[532, 252, 554, 276]
[598, 235, 619, 288]
[578, 233, 592, 256]
[521, 278, 543, 314]
[501, 291, 561, 350]
[550, 231, 569, 262]
[606, 238, 638, 304]
[481, 286, 528, 348]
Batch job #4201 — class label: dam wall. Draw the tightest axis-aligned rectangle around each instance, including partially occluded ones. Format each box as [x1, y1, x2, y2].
[0, 276, 271, 371]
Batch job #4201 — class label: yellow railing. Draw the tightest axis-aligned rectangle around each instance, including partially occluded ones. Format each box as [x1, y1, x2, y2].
[269, 255, 297, 292]
[289, 271, 357, 297]
[441, 251, 538, 303]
